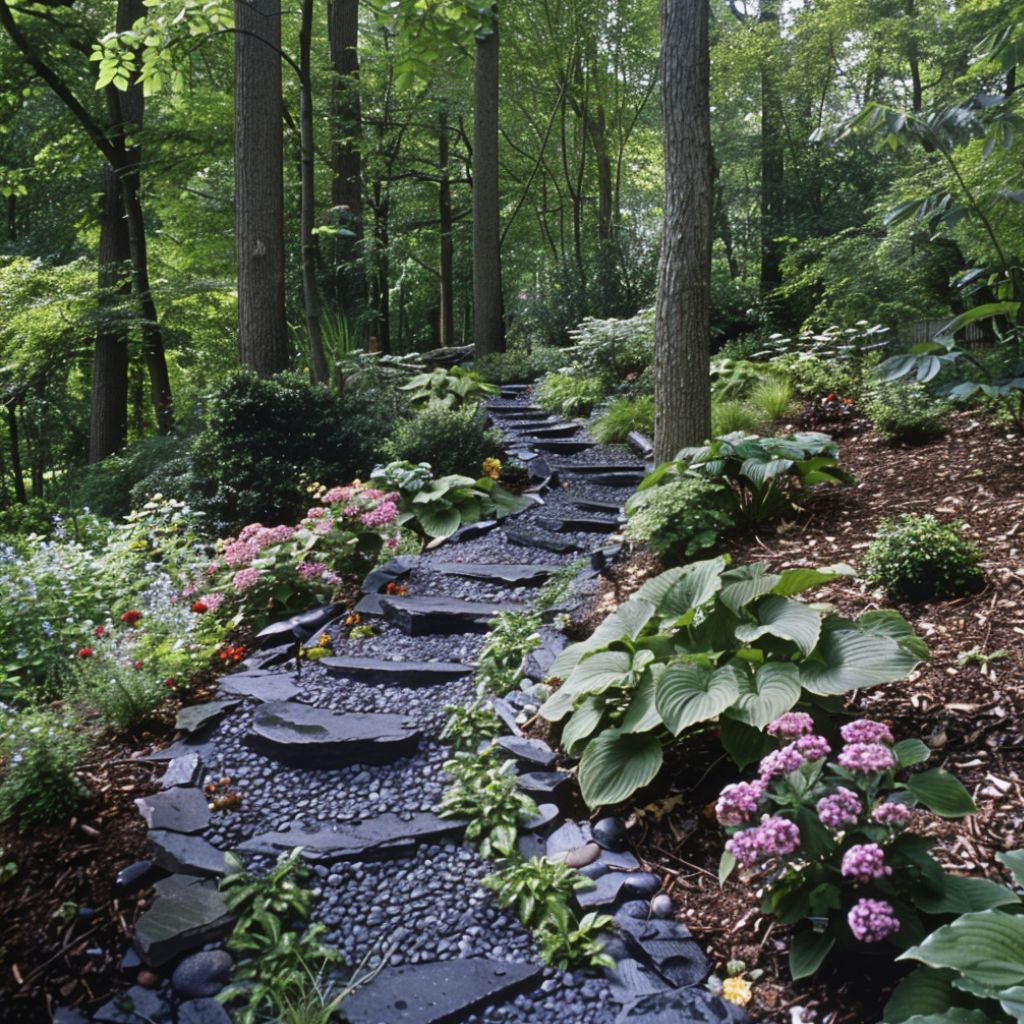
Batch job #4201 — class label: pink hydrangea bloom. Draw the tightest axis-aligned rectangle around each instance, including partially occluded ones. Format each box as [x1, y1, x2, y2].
[306, 507, 327, 519]
[297, 562, 326, 580]
[715, 780, 766, 827]
[767, 712, 814, 739]
[386, 536, 400, 549]
[873, 802, 912, 825]
[725, 828, 764, 867]
[848, 898, 900, 943]
[725, 815, 801, 867]
[795, 734, 830, 761]
[841, 843, 892, 883]
[315, 520, 333, 535]
[759, 743, 805, 781]
[840, 719, 895, 746]
[360, 500, 399, 528]
[232, 567, 262, 591]
[198, 592, 225, 612]
[321, 486, 357, 504]
[223, 539, 258, 567]
[817, 787, 861, 830]
[838, 742, 895, 774]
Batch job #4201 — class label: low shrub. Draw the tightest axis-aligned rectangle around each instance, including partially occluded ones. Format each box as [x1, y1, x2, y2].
[591, 396, 655, 444]
[536, 373, 608, 417]
[862, 514, 984, 602]
[566, 310, 654, 383]
[400, 366, 498, 408]
[749, 375, 797, 423]
[473, 345, 566, 384]
[381, 400, 503, 478]
[775, 353, 865, 403]
[77, 661, 170, 734]
[711, 400, 765, 436]
[865, 383, 950, 445]
[717, 715, 995, 981]
[624, 477, 733, 562]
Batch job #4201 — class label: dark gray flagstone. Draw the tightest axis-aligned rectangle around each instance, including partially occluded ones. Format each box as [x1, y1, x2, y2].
[175, 700, 240, 735]
[433, 562, 558, 586]
[494, 735, 556, 769]
[158, 752, 202, 789]
[503, 526, 582, 554]
[217, 671, 300, 703]
[148, 831, 227, 878]
[530, 438, 595, 454]
[322, 655, 471, 686]
[538, 515, 620, 534]
[615, 989, 750, 1023]
[132, 885, 233, 968]
[135, 786, 210, 834]
[380, 595, 530, 637]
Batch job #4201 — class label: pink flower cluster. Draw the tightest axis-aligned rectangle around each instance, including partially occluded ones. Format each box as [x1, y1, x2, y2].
[841, 843, 892, 883]
[841, 719, 895, 746]
[817, 787, 862, 830]
[198, 592, 225, 612]
[726, 815, 801, 867]
[767, 712, 814, 739]
[297, 562, 326, 580]
[847, 898, 900, 943]
[873, 801, 912, 825]
[359, 499, 399, 528]
[715, 780, 766, 827]
[838, 742, 895, 774]
[223, 523, 295, 567]
[758, 734, 829, 781]
[232, 567, 262, 592]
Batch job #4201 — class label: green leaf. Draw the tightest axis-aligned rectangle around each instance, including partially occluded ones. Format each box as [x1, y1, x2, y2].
[884, 967, 959, 1023]
[905, 768, 977, 818]
[655, 662, 742, 734]
[560, 696, 606, 753]
[800, 623, 921, 696]
[578, 729, 663, 808]
[414, 503, 463, 538]
[998, 850, 1024, 888]
[789, 931, 835, 979]
[856, 610, 930, 661]
[734, 595, 822, 656]
[726, 661, 801, 729]
[914, 873, 1018, 914]
[898, 910, 1024, 988]
[772, 564, 855, 597]
[719, 562, 780, 614]
[943, 302, 1021, 335]
[620, 670, 663, 733]
[719, 715, 774, 768]
[894, 738, 932, 768]
[657, 557, 727, 621]
[565, 650, 634, 696]
[719, 850, 737, 884]
[898, 1012, 1000, 1024]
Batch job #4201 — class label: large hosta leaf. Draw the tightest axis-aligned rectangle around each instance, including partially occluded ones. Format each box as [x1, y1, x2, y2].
[914, 873, 1018, 914]
[561, 696, 607, 754]
[905, 768, 977, 818]
[772, 564, 855, 598]
[620, 668, 664, 734]
[799, 623, 921, 695]
[855, 609, 930, 660]
[578, 729, 663, 807]
[719, 563, 781, 614]
[789, 930, 835, 980]
[633, 566, 687, 604]
[414, 503, 463, 538]
[884, 967, 959, 1023]
[735, 595, 822, 655]
[727, 661, 802, 729]
[998, 850, 1024, 888]
[658, 557, 727, 621]
[720, 715, 774, 768]
[898, 910, 1024, 988]
[541, 650, 632, 721]
[655, 662, 742, 734]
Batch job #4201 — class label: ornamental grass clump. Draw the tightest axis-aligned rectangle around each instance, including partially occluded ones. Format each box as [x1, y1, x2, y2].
[863, 513, 984, 602]
[715, 714, 1011, 980]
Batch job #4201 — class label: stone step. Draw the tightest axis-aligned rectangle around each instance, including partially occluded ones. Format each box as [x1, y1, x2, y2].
[583, 471, 647, 487]
[244, 701, 421, 767]
[491, 415, 560, 429]
[341, 959, 543, 1024]
[503, 525, 585, 554]
[500, 383, 532, 394]
[380, 595, 531, 636]
[572, 497, 625, 514]
[217, 671, 300, 703]
[486, 401, 544, 413]
[433, 562, 559, 586]
[538, 515, 620, 535]
[133, 879, 233, 968]
[239, 811, 465, 862]
[321, 656, 471, 686]
[560, 462, 644, 475]
[529, 438, 595, 455]
[510, 423, 581, 439]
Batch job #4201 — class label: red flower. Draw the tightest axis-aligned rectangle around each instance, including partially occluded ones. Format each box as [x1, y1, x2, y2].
[826, 392, 836, 402]
[191, 601, 208, 614]
[78, 647, 94, 658]
[93, 625, 106, 638]
[164, 677, 177, 689]
[133, 660, 144, 670]
[121, 610, 142, 625]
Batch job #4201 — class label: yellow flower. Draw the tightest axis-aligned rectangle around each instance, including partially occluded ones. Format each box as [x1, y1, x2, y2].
[482, 457, 502, 480]
[722, 977, 752, 1008]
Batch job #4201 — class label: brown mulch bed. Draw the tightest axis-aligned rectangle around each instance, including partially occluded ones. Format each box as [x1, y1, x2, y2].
[0, 734, 162, 1023]
[569, 411, 1024, 1023]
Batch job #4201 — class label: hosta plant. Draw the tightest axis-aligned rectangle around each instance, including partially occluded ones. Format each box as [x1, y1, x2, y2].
[884, 850, 1024, 1024]
[540, 557, 927, 807]
[716, 715, 1004, 980]
[484, 855, 595, 932]
[475, 610, 543, 695]
[637, 432, 854, 525]
[399, 366, 498, 408]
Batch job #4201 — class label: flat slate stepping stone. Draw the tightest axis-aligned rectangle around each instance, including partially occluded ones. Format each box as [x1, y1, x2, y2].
[149, 831, 227, 878]
[177, 1000, 232, 1024]
[560, 462, 644, 475]
[158, 753, 202, 789]
[494, 735, 556, 769]
[135, 786, 210, 834]
[517, 770, 574, 807]
[577, 871, 660, 909]
[240, 811, 466, 861]
[245, 701, 421, 767]
[615, 989, 750, 1024]
[433, 562, 558, 586]
[514, 423, 581, 439]
[341, 959, 543, 1024]
[95, 984, 171, 1022]
[530, 438, 595, 454]
[538, 515, 619, 534]
[133, 885, 233, 968]
[217, 671, 300, 703]
[628, 430, 655, 458]
[606, 958, 674, 1003]
[581, 471, 647, 487]
[572, 497, 625, 513]
[322, 656, 471, 686]
[503, 525, 583, 554]
[361, 556, 418, 595]
[175, 700, 239, 735]
[444, 518, 499, 544]
[380, 595, 530, 636]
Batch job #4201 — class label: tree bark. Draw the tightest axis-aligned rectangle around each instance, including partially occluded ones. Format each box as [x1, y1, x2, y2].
[759, 0, 783, 294]
[235, 0, 289, 376]
[328, 0, 365, 320]
[472, 8, 505, 356]
[654, 0, 713, 462]
[90, 163, 131, 463]
[439, 109, 455, 347]
[300, 0, 329, 382]
[372, 179, 391, 352]
[7, 404, 26, 505]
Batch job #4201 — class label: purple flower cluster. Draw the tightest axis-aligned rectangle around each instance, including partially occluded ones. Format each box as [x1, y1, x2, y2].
[795, 734, 831, 761]
[758, 744, 806, 781]
[838, 742, 895, 774]
[847, 898, 900, 943]
[840, 719, 895, 746]
[232, 567, 262, 592]
[726, 815, 801, 867]
[841, 843, 892, 883]
[297, 561, 326, 580]
[767, 712, 814, 739]
[715, 780, 766, 827]
[359, 499, 399, 528]
[873, 801, 912, 825]
[816, 787, 861, 830]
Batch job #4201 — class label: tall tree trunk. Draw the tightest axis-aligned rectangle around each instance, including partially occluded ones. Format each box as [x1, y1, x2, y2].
[472, 7, 504, 356]
[7, 404, 26, 504]
[758, 0, 783, 294]
[438, 109, 455, 347]
[328, 0, 364, 322]
[714, 174, 739, 280]
[235, 0, 289, 376]
[654, 0, 713, 462]
[300, 0, 329, 382]
[5, 194, 15, 241]
[372, 180, 391, 352]
[116, 0, 174, 432]
[90, 164, 131, 463]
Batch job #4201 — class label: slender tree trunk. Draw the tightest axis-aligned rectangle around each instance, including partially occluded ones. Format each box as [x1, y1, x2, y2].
[300, 0, 329, 382]
[235, 0, 289, 375]
[714, 175, 739, 280]
[328, 0, 364, 320]
[654, 0, 713, 462]
[373, 181, 391, 352]
[472, 7, 504, 356]
[439, 109, 455, 347]
[90, 164, 131, 463]
[759, 0, 783, 294]
[5, 194, 15, 241]
[7, 404, 26, 504]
